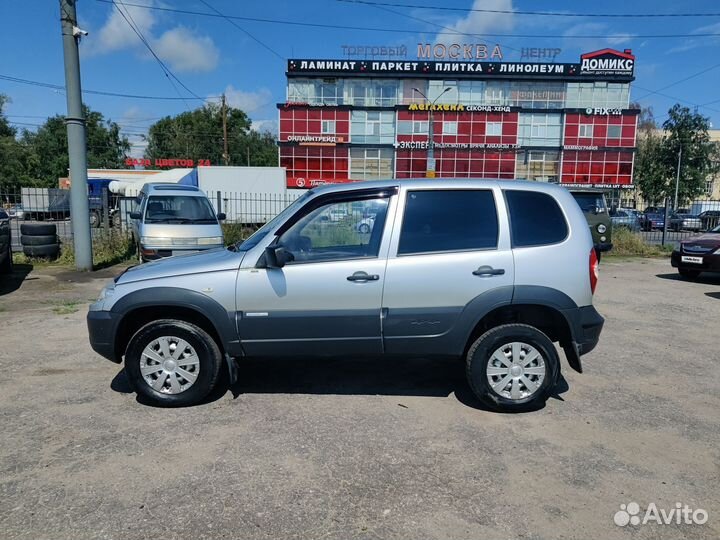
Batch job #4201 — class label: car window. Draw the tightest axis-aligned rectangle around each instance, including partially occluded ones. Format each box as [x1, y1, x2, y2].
[570, 192, 606, 213]
[144, 195, 217, 224]
[397, 190, 498, 255]
[276, 196, 390, 264]
[615, 210, 627, 217]
[505, 190, 569, 248]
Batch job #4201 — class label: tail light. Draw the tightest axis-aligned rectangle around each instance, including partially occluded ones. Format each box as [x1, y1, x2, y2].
[589, 248, 599, 294]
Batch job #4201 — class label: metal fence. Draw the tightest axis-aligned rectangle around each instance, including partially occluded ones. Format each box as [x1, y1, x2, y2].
[3, 185, 719, 252]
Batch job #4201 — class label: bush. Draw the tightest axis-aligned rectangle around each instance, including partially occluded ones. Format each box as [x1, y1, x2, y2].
[607, 228, 674, 257]
[222, 223, 258, 246]
[15, 232, 136, 269]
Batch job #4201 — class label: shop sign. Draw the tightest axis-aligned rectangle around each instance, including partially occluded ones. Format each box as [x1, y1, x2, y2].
[417, 43, 503, 60]
[520, 48, 562, 60]
[585, 107, 623, 115]
[125, 158, 211, 167]
[288, 177, 355, 189]
[580, 49, 635, 76]
[395, 141, 518, 150]
[286, 135, 345, 144]
[342, 45, 407, 58]
[563, 145, 599, 151]
[404, 103, 513, 113]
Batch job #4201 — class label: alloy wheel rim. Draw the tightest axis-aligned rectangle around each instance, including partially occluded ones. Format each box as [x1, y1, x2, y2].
[486, 341, 546, 401]
[140, 336, 200, 394]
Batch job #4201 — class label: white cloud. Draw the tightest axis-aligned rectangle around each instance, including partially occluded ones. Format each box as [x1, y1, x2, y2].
[435, 0, 515, 44]
[251, 119, 278, 135]
[223, 86, 273, 114]
[153, 27, 219, 73]
[561, 22, 637, 52]
[90, 0, 219, 73]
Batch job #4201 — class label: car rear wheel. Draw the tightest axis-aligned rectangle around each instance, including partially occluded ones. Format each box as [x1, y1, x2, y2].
[0, 245, 12, 274]
[678, 268, 700, 279]
[466, 324, 560, 412]
[358, 223, 370, 234]
[124, 320, 223, 407]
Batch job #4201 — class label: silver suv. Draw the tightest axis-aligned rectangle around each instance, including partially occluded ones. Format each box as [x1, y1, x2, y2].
[88, 179, 604, 412]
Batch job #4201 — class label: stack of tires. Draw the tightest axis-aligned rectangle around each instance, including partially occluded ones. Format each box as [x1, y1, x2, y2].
[21, 223, 60, 260]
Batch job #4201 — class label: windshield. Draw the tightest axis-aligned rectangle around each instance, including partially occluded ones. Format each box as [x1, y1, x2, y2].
[144, 195, 217, 224]
[571, 192, 607, 213]
[234, 192, 312, 251]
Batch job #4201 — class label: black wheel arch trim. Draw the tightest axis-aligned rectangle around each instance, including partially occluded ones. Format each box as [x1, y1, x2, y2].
[110, 287, 242, 357]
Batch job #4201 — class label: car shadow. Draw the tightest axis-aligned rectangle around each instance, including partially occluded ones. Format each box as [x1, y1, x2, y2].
[0, 263, 33, 296]
[656, 272, 720, 285]
[705, 292, 720, 300]
[112, 356, 569, 412]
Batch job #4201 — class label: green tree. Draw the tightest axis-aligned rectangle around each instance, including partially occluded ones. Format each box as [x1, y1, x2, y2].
[22, 105, 130, 187]
[144, 102, 277, 167]
[0, 95, 38, 194]
[635, 104, 717, 206]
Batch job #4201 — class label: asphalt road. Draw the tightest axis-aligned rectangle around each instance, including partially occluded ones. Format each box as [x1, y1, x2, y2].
[0, 258, 718, 539]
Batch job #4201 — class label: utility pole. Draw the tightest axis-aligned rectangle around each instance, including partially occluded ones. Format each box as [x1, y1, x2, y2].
[674, 144, 682, 211]
[59, 0, 92, 270]
[221, 94, 229, 166]
[412, 86, 452, 178]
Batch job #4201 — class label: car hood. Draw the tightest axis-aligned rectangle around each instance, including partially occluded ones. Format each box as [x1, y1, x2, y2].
[117, 248, 245, 284]
[681, 233, 720, 247]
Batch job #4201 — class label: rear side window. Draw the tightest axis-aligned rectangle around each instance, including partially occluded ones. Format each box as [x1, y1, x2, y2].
[398, 190, 498, 255]
[505, 190, 568, 247]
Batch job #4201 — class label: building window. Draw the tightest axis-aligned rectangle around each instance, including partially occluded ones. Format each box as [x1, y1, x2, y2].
[518, 113, 562, 147]
[346, 79, 399, 106]
[486, 122, 502, 136]
[510, 82, 565, 109]
[350, 148, 394, 180]
[515, 151, 560, 182]
[443, 121, 458, 135]
[351, 111, 395, 144]
[321, 120, 335, 134]
[413, 120, 429, 134]
[579, 124, 593, 138]
[485, 81, 510, 105]
[607, 125, 622, 139]
[566, 82, 630, 109]
[287, 79, 343, 105]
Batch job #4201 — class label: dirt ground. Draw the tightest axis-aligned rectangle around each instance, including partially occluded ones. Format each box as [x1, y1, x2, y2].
[0, 258, 718, 540]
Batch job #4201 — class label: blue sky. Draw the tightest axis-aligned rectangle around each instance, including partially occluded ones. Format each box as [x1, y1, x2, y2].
[1, 0, 719, 158]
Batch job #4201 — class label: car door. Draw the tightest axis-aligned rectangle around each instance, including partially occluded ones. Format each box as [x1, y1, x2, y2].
[381, 186, 514, 356]
[236, 188, 398, 357]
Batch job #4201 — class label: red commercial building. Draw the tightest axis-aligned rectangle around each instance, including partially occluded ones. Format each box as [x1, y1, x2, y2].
[278, 49, 637, 191]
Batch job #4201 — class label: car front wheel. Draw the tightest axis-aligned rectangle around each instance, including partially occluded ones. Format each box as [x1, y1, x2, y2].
[466, 324, 560, 412]
[124, 319, 223, 407]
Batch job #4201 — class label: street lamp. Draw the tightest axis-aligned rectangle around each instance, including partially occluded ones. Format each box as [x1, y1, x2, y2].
[412, 86, 452, 178]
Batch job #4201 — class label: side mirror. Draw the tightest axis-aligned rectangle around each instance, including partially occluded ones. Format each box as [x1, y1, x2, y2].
[129, 211, 141, 220]
[217, 212, 226, 221]
[264, 245, 294, 268]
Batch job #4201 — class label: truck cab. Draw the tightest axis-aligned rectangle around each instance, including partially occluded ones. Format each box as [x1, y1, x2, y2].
[567, 188, 612, 258]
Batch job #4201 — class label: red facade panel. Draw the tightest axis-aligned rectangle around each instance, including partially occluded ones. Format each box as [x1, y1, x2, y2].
[280, 146, 350, 188]
[279, 109, 351, 143]
[561, 150, 634, 186]
[564, 113, 637, 148]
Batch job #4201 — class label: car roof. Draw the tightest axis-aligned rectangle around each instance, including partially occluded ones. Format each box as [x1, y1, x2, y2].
[307, 178, 572, 197]
[142, 183, 202, 195]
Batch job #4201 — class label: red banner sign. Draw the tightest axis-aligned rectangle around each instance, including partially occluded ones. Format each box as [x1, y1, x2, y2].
[125, 158, 211, 168]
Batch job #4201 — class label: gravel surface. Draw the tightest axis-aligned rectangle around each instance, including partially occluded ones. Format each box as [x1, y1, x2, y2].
[0, 258, 718, 540]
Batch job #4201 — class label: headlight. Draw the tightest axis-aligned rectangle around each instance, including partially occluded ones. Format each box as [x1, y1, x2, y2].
[97, 282, 115, 301]
[197, 236, 223, 245]
[141, 236, 172, 245]
[597, 224, 607, 233]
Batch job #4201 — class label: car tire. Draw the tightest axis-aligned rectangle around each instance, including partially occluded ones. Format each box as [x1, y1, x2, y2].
[678, 268, 700, 279]
[89, 210, 101, 228]
[20, 223, 57, 236]
[358, 223, 370, 234]
[124, 319, 223, 407]
[466, 323, 560, 413]
[0, 246, 12, 274]
[112, 212, 122, 228]
[22, 244, 59, 258]
[20, 234, 57, 246]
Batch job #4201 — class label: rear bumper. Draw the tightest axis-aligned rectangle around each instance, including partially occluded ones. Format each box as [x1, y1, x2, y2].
[561, 305, 605, 373]
[87, 310, 123, 363]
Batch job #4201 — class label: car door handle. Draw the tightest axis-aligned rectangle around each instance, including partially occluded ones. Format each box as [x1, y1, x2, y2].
[472, 265, 505, 277]
[347, 271, 380, 282]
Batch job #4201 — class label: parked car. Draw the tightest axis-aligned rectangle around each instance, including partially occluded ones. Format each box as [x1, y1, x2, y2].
[609, 208, 641, 231]
[129, 183, 226, 263]
[0, 209, 12, 275]
[640, 212, 666, 231]
[88, 179, 604, 412]
[567, 188, 612, 257]
[356, 216, 375, 234]
[6, 204, 25, 220]
[671, 224, 720, 279]
[698, 210, 720, 231]
[669, 213, 702, 232]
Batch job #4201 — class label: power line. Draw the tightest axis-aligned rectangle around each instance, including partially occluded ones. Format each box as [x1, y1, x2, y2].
[337, 0, 720, 18]
[93, 1, 720, 39]
[633, 61, 720, 102]
[196, 0, 285, 61]
[111, 0, 200, 106]
[0, 74, 219, 101]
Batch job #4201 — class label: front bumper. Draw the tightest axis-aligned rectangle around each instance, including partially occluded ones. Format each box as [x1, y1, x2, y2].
[671, 250, 720, 272]
[140, 244, 223, 261]
[595, 242, 613, 253]
[87, 310, 123, 363]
